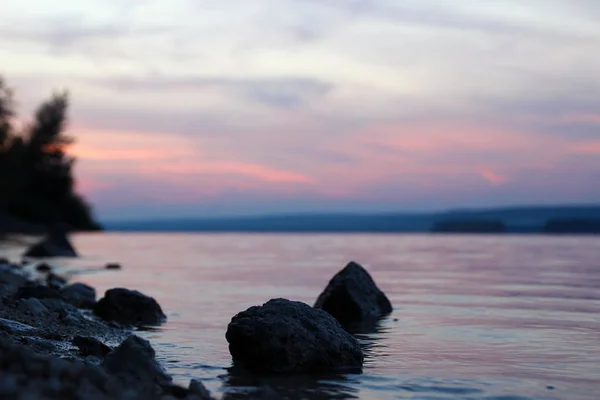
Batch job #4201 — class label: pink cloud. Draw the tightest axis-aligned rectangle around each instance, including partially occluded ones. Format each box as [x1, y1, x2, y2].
[478, 168, 508, 185]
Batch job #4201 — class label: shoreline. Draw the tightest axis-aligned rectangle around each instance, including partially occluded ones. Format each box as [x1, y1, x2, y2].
[0, 257, 213, 399]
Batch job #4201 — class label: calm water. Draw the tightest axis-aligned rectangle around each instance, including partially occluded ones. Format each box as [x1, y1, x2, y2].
[12, 233, 600, 399]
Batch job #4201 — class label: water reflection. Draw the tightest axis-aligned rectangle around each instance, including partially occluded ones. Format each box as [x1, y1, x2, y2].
[44, 234, 600, 400]
[221, 366, 361, 399]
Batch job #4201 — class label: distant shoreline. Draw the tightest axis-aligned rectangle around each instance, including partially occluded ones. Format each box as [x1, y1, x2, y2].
[101, 204, 600, 235]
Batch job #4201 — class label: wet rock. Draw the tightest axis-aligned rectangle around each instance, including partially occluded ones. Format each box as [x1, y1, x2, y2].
[188, 379, 212, 399]
[226, 298, 363, 373]
[106, 263, 122, 270]
[0, 317, 38, 334]
[314, 261, 392, 329]
[23, 231, 77, 258]
[94, 288, 167, 327]
[36, 262, 52, 272]
[62, 282, 96, 309]
[103, 335, 172, 389]
[18, 297, 48, 316]
[73, 336, 113, 358]
[15, 283, 62, 300]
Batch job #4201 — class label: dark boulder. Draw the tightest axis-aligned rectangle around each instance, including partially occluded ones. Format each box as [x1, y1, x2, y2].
[23, 231, 77, 258]
[103, 335, 172, 389]
[73, 336, 112, 358]
[62, 282, 96, 309]
[314, 261, 392, 329]
[226, 298, 363, 373]
[94, 288, 166, 327]
[105, 263, 121, 270]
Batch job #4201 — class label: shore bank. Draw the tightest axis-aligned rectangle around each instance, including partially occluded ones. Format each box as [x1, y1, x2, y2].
[0, 257, 213, 400]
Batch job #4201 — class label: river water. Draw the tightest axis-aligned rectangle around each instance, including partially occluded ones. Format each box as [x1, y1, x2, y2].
[8, 233, 600, 399]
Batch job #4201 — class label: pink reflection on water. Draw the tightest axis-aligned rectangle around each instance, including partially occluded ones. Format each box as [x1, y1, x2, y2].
[64, 233, 600, 400]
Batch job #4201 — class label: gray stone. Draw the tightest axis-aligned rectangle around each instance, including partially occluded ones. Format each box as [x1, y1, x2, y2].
[226, 298, 363, 373]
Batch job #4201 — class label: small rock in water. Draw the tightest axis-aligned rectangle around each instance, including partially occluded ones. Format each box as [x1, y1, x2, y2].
[18, 298, 48, 316]
[73, 336, 113, 358]
[36, 262, 52, 272]
[103, 335, 172, 388]
[105, 263, 121, 270]
[94, 288, 167, 326]
[314, 261, 392, 329]
[23, 230, 77, 258]
[226, 298, 364, 373]
[62, 282, 96, 309]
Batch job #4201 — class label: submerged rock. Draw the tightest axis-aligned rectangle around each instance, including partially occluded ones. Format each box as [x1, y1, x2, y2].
[314, 261, 392, 329]
[106, 263, 122, 270]
[62, 282, 96, 309]
[23, 231, 77, 258]
[94, 288, 167, 326]
[226, 298, 363, 373]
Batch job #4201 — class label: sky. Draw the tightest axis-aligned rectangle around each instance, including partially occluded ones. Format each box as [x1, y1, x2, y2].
[1, 0, 599, 220]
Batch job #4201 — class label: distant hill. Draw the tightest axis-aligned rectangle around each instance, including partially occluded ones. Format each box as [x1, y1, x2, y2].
[103, 205, 600, 233]
[430, 219, 507, 234]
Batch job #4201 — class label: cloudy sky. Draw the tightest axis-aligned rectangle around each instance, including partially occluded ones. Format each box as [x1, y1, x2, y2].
[2, 0, 599, 220]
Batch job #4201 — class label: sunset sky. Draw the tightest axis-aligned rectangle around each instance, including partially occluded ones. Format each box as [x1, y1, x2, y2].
[2, 0, 599, 220]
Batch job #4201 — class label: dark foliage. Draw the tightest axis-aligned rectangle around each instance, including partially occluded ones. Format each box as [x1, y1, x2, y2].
[542, 218, 600, 234]
[0, 77, 101, 231]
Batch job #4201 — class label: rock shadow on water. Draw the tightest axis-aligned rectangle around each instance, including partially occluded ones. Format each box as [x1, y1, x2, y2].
[220, 365, 361, 399]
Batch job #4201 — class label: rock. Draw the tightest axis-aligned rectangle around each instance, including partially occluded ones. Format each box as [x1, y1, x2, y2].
[103, 335, 172, 388]
[18, 298, 48, 316]
[62, 282, 96, 309]
[23, 231, 77, 258]
[106, 263, 122, 270]
[36, 262, 52, 272]
[314, 261, 392, 329]
[188, 379, 212, 399]
[73, 336, 113, 358]
[15, 283, 62, 300]
[225, 298, 363, 373]
[0, 317, 38, 334]
[94, 288, 167, 327]
[0, 257, 10, 265]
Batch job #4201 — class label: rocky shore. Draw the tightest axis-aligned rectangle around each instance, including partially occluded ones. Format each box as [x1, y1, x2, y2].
[1, 232, 394, 400]
[0, 258, 212, 400]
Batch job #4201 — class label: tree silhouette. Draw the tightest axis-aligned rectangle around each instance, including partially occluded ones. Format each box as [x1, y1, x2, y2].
[0, 77, 101, 231]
